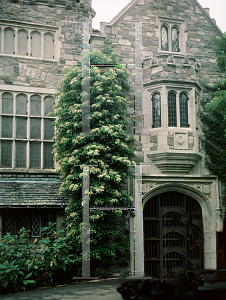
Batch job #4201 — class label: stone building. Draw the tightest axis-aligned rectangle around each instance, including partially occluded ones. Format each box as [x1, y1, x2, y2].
[0, 0, 225, 280]
[90, 0, 225, 278]
[0, 0, 95, 240]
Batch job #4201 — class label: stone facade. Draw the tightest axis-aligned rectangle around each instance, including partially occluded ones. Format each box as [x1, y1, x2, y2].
[0, 0, 225, 278]
[91, 0, 225, 277]
[0, 0, 95, 239]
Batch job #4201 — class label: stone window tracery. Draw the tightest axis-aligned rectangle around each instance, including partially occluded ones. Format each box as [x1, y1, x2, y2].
[152, 93, 161, 128]
[168, 92, 177, 127]
[172, 27, 179, 52]
[0, 92, 55, 169]
[0, 24, 56, 60]
[180, 92, 188, 127]
[161, 26, 168, 51]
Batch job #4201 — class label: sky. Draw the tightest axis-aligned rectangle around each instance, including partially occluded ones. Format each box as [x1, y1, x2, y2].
[92, 0, 226, 33]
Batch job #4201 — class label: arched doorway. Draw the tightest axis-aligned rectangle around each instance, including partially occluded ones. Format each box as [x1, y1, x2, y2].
[143, 191, 204, 281]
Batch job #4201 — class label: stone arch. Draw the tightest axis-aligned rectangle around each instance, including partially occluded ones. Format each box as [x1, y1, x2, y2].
[142, 183, 216, 272]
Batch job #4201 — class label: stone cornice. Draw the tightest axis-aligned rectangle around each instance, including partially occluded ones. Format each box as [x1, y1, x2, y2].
[143, 79, 202, 91]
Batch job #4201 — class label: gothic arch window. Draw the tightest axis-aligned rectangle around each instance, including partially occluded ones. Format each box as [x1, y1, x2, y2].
[44, 32, 54, 59]
[31, 31, 41, 58]
[2, 92, 13, 114]
[161, 26, 168, 51]
[16, 94, 27, 115]
[168, 92, 177, 127]
[152, 93, 161, 128]
[180, 92, 188, 127]
[18, 29, 28, 56]
[172, 27, 179, 52]
[30, 94, 41, 116]
[4, 28, 14, 54]
[44, 96, 54, 116]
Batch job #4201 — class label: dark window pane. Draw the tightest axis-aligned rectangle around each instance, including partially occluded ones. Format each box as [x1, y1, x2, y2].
[2, 92, 13, 114]
[152, 93, 161, 128]
[16, 117, 27, 139]
[2, 117, 13, 138]
[44, 143, 54, 169]
[1, 141, 12, 167]
[161, 26, 168, 51]
[44, 213, 55, 226]
[16, 94, 27, 115]
[44, 33, 54, 59]
[31, 31, 41, 57]
[16, 142, 27, 168]
[180, 93, 188, 127]
[4, 215, 14, 234]
[168, 92, 177, 127]
[30, 142, 41, 168]
[18, 215, 28, 230]
[172, 28, 179, 52]
[4, 28, 14, 54]
[44, 96, 54, 116]
[31, 214, 41, 237]
[30, 118, 41, 139]
[30, 95, 41, 115]
[18, 30, 28, 56]
[44, 119, 54, 140]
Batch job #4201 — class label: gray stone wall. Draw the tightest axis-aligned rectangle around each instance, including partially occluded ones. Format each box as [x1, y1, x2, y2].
[0, 0, 94, 89]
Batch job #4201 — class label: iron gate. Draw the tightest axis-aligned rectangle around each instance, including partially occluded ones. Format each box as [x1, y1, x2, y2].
[144, 191, 203, 281]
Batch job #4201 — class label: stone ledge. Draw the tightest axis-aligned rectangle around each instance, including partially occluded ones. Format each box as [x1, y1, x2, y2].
[148, 152, 202, 174]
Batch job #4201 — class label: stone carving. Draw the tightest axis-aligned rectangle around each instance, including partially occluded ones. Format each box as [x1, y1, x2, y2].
[175, 133, 187, 149]
[191, 183, 211, 198]
[142, 182, 157, 194]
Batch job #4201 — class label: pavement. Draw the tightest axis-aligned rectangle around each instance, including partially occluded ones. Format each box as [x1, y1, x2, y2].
[0, 278, 226, 300]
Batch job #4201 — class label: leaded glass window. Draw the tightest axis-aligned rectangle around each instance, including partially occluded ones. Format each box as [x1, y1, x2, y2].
[30, 95, 41, 115]
[44, 33, 54, 59]
[1, 141, 12, 167]
[44, 119, 54, 140]
[180, 93, 188, 127]
[168, 92, 177, 127]
[31, 214, 41, 237]
[16, 117, 27, 139]
[2, 117, 13, 138]
[44, 143, 54, 169]
[161, 26, 168, 51]
[30, 118, 41, 139]
[1, 92, 55, 169]
[18, 215, 28, 230]
[16, 94, 27, 115]
[172, 27, 179, 52]
[4, 215, 15, 234]
[30, 142, 41, 168]
[4, 28, 14, 54]
[152, 93, 161, 128]
[2, 92, 13, 114]
[18, 30, 28, 56]
[31, 31, 41, 58]
[16, 142, 26, 168]
[44, 96, 54, 116]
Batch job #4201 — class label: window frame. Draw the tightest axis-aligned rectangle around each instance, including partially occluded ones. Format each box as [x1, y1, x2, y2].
[168, 91, 177, 127]
[2, 210, 57, 240]
[152, 92, 161, 128]
[0, 91, 55, 170]
[0, 21, 57, 61]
